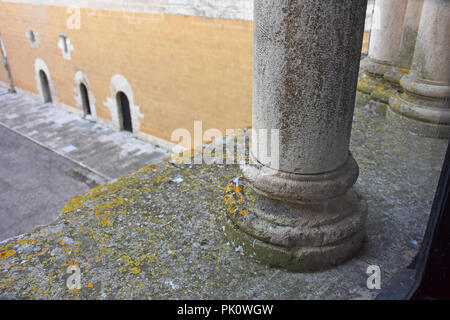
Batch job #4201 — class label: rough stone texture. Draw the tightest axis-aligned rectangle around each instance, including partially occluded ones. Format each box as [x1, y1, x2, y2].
[223, 184, 367, 272]
[253, 0, 367, 174]
[388, 0, 450, 138]
[1, 0, 377, 24]
[242, 155, 360, 203]
[0, 103, 447, 299]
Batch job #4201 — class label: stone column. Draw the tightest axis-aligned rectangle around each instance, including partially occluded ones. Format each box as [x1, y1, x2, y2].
[357, 0, 407, 107]
[384, 0, 424, 87]
[223, 0, 368, 272]
[389, 0, 450, 138]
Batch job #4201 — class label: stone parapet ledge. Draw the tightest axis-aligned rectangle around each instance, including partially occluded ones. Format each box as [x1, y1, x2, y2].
[0, 104, 448, 299]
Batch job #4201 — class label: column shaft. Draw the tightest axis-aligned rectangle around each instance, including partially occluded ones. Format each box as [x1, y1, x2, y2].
[384, 0, 424, 86]
[223, 0, 368, 272]
[357, 0, 407, 106]
[389, 0, 450, 138]
[369, 0, 408, 63]
[253, 0, 364, 175]
[397, 0, 424, 70]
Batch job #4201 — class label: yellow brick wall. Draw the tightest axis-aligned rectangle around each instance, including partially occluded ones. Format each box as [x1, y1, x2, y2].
[0, 3, 253, 148]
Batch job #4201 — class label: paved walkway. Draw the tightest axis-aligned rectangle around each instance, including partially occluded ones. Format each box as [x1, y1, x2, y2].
[0, 85, 169, 241]
[0, 87, 169, 180]
[0, 125, 104, 241]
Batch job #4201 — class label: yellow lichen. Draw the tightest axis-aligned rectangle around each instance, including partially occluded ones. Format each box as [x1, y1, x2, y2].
[130, 267, 141, 274]
[62, 195, 85, 214]
[0, 249, 16, 259]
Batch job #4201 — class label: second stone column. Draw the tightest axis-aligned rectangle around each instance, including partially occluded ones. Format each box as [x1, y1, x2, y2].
[357, 0, 408, 107]
[389, 0, 450, 138]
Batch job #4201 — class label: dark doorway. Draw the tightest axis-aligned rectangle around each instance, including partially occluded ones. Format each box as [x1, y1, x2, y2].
[80, 83, 91, 115]
[117, 91, 132, 132]
[39, 70, 52, 103]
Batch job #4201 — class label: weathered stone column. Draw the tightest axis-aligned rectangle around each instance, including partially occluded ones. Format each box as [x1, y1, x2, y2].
[389, 0, 450, 138]
[384, 0, 424, 86]
[357, 0, 407, 106]
[223, 0, 368, 272]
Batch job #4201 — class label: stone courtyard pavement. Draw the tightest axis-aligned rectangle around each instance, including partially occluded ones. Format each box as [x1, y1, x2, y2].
[0, 86, 169, 180]
[0, 85, 169, 241]
[0, 96, 448, 299]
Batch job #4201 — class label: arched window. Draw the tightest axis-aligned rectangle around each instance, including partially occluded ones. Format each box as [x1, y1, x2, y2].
[80, 83, 91, 115]
[104, 74, 143, 134]
[28, 30, 36, 44]
[117, 91, 133, 132]
[39, 70, 52, 103]
[27, 29, 38, 47]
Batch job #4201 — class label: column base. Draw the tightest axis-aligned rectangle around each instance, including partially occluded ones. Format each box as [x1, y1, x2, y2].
[221, 177, 367, 272]
[241, 153, 360, 204]
[384, 66, 408, 89]
[388, 76, 450, 139]
[357, 71, 391, 106]
[357, 58, 397, 107]
[388, 95, 450, 139]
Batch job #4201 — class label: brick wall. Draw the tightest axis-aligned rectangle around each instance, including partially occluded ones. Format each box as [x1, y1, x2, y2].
[0, 2, 253, 149]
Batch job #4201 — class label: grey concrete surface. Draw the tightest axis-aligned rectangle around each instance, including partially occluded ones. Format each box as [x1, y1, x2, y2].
[0, 125, 103, 241]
